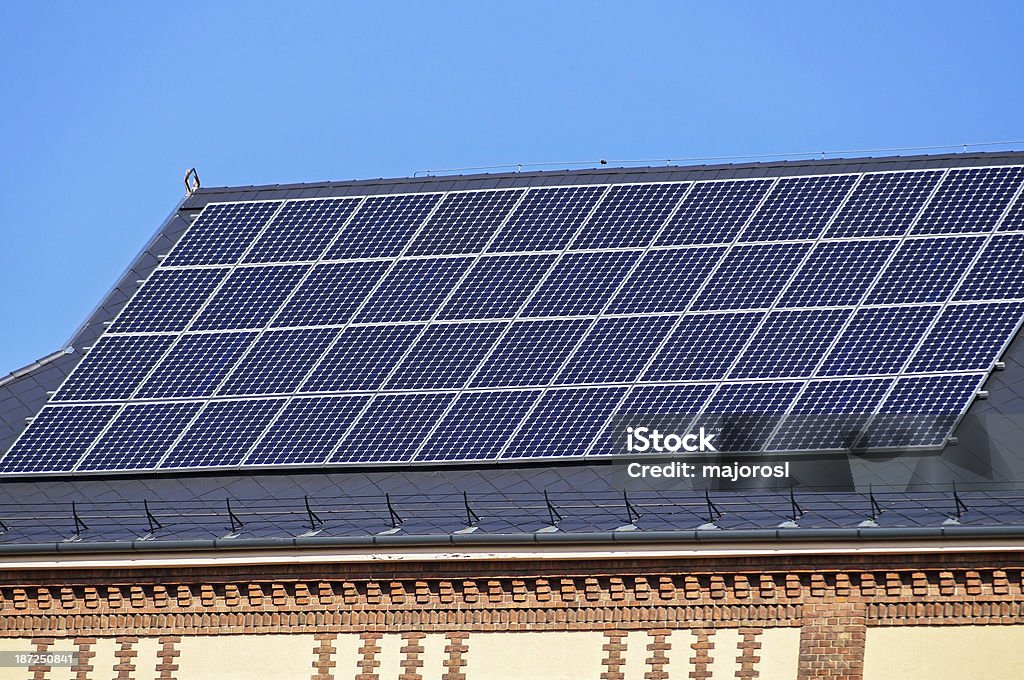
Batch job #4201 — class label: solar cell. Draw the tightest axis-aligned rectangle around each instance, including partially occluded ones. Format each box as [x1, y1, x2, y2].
[589, 384, 715, 455]
[606, 246, 726, 314]
[272, 260, 389, 327]
[819, 306, 938, 376]
[54, 335, 175, 401]
[907, 302, 1024, 372]
[333, 393, 455, 463]
[643, 312, 764, 381]
[191, 264, 309, 331]
[219, 328, 340, 395]
[136, 332, 256, 399]
[109, 268, 227, 333]
[438, 254, 557, 320]
[522, 250, 641, 317]
[826, 170, 943, 238]
[323, 193, 442, 259]
[767, 378, 892, 451]
[469, 319, 592, 388]
[302, 324, 422, 392]
[416, 390, 540, 462]
[243, 198, 361, 263]
[695, 382, 803, 452]
[998, 188, 1024, 231]
[569, 183, 689, 249]
[777, 240, 897, 308]
[557, 316, 677, 384]
[866, 236, 986, 304]
[0, 405, 119, 473]
[164, 201, 280, 266]
[861, 374, 985, 448]
[655, 179, 772, 246]
[78, 402, 204, 471]
[384, 321, 507, 390]
[355, 257, 474, 323]
[690, 242, 812, 311]
[245, 396, 369, 465]
[405, 190, 524, 256]
[729, 309, 851, 379]
[504, 386, 628, 458]
[953, 234, 1024, 301]
[739, 174, 856, 241]
[913, 167, 1024, 235]
[161, 399, 285, 469]
[488, 186, 606, 252]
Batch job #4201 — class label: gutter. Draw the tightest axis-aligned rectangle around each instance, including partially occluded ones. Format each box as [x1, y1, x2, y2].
[0, 525, 1022, 559]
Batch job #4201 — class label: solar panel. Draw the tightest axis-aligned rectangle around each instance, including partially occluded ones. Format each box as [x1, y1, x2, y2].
[6, 162, 1024, 475]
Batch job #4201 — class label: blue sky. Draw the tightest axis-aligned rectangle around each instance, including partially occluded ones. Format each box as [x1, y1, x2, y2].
[1, 2, 1022, 374]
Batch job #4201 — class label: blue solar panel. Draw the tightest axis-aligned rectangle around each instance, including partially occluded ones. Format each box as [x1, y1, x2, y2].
[908, 302, 1024, 372]
[164, 201, 279, 266]
[110, 268, 227, 333]
[246, 396, 369, 465]
[54, 335, 175, 401]
[998, 189, 1024, 231]
[302, 324, 422, 392]
[384, 322, 507, 390]
[162, 399, 285, 469]
[243, 198, 360, 263]
[606, 247, 726, 314]
[522, 251, 641, 317]
[488, 186, 606, 252]
[79, 402, 203, 471]
[556, 316, 676, 384]
[469, 319, 591, 388]
[643, 312, 764, 381]
[405, 190, 524, 256]
[333, 393, 455, 464]
[912, 167, 1024, 235]
[504, 386, 628, 459]
[191, 265, 309, 331]
[866, 236, 986, 304]
[691, 243, 812, 311]
[0, 405, 119, 473]
[355, 257, 474, 323]
[861, 374, 985, 448]
[826, 171, 943, 238]
[219, 328, 340, 395]
[655, 179, 772, 246]
[15, 162, 1024, 476]
[729, 309, 851, 379]
[819, 306, 938, 376]
[777, 240, 897, 308]
[767, 378, 892, 451]
[739, 174, 856, 242]
[323, 193, 442, 259]
[272, 260, 389, 328]
[695, 382, 803, 452]
[569, 183, 689, 249]
[417, 390, 540, 462]
[590, 384, 715, 455]
[438, 254, 557, 320]
[954, 234, 1024, 301]
[135, 332, 256, 399]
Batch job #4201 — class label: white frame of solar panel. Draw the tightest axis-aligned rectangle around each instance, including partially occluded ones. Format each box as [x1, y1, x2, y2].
[4, 162, 1024, 476]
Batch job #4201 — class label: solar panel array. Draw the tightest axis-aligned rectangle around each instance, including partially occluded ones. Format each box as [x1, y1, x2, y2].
[4, 163, 1024, 475]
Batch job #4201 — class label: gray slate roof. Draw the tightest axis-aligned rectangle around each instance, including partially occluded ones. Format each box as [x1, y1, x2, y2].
[2, 151, 1024, 552]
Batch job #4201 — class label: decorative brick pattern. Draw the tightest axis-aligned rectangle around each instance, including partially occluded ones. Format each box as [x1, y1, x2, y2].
[798, 601, 865, 680]
[113, 636, 138, 680]
[443, 632, 469, 680]
[400, 632, 426, 680]
[29, 637, 53, 680]
[157, 635, 180, 680]
[356, 632, 382, 680]
[646, 629, 671, 680]
[72, 637, 97, 680]
[312, 633, 337, 680]
[689, 629, 714, 680]
[736, 627, 762, 679]
[600, 630, 627, 680]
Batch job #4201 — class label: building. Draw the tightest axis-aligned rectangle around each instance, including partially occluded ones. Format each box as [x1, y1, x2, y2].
[1, 152, 1024, 679]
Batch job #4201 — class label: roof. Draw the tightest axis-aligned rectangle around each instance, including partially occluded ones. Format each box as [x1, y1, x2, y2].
[3, 151, 1024, 554]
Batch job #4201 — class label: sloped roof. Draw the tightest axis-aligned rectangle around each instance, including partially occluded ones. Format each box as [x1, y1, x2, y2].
[2, 152, 1024, 552]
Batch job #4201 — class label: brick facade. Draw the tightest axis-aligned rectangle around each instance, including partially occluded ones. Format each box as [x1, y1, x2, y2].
[0, 550, 1021, 679]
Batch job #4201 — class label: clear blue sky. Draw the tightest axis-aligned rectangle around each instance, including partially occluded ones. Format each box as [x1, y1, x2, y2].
[1, 2, 1022, 374]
